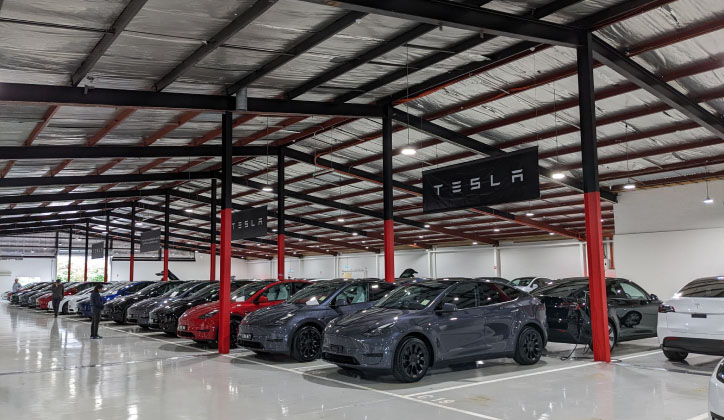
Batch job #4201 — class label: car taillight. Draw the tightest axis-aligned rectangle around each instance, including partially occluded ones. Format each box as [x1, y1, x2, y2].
[658, 304, 675, 313]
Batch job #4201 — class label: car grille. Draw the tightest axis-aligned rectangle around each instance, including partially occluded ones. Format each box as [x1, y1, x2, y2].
[322, 352, 359, 365]
[177, 331, 194, 338]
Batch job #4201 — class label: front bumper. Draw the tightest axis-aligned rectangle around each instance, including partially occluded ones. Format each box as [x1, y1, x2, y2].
[237, 324, 291, 354]
[177, 318, 217, 341]
[151, 311, 179, 333]
[322, 333, 392, 370]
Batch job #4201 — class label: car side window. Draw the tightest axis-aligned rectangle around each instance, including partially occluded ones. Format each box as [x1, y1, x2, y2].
[369, 282, 395, 301]
[478, 283, 513, 306]
[618, 282, 648, 300]
[262, 283, 293, 301]
[293, 282, 310, 294]
[440, 282, 477, 310]
[607, 282, 622, 298]
[338, 284, 369, 304]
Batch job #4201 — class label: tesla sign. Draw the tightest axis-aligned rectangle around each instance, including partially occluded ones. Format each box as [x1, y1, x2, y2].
[422, 147, 540, 213]
[91, 242, 104, 259]
[231, 206, 268, 240]
[140, 230, 161, 253]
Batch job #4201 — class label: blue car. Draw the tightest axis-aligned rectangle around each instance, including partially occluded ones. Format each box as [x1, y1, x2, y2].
[238, 279, 396, 362]
[78, 282, 153, 317]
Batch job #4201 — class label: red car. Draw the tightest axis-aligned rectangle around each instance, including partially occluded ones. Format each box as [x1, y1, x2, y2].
[37, 283, 95, 310]
[177, 280, 310, 346]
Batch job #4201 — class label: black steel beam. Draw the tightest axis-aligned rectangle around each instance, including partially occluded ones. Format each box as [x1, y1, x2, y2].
[226, 11, 366, 95]
[0, 146, 274, 160]
[0, 82, 383, 117]
[155, 0, 277, 92]
[0, 187, 169, 205]
[70, 0, 148, 87]
[0, 171, 216, 189]
[284, 23, 436, 100]
[0, 202, 129, 217]
[391, 109, 618, 202]
[0, 211, 109, 227]
[298, 0, 583, 47]
[591, 35, 724, 140]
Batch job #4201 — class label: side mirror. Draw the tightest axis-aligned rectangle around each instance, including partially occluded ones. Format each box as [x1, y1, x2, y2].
[650, 294, 658, 301]
[438, 302, 457, 314]
[256, 296, 269, 304]
[334, 296, 348, 307]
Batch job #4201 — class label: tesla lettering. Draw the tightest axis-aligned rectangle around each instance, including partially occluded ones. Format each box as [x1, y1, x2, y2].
[431, 169, 527, 195]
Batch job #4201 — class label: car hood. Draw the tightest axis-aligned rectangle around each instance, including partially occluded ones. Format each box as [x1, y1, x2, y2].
[330, 307, 410, 334]
[156, 298, 208, 314]
[243, 302, 321, 325]
[184, 301, 219, 318]
[107, 294, 144, 308]
[130, 296, 179, 311]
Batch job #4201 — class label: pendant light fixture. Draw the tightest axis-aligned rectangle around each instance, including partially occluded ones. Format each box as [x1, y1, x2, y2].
[622, 122, 635, 190]
[704, 165, 714, 204]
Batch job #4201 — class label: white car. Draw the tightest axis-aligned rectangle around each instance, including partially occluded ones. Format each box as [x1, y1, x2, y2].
[710, 358, 724, 419]
[62, 288, 93, 314]
[658, 276, 724, 361]
[509, 277, 553, 293]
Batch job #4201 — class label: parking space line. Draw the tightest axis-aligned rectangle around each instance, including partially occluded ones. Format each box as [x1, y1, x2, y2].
[684, 414, 709, 420]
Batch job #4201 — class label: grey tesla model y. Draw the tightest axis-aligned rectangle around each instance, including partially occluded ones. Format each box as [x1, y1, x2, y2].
[322, 278, 548, 382]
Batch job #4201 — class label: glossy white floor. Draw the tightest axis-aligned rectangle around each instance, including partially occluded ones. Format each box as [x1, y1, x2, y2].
[0, 302, 716, 420]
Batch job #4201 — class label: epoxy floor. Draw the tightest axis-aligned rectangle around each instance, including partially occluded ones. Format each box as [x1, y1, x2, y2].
[0, 302, 715, 420]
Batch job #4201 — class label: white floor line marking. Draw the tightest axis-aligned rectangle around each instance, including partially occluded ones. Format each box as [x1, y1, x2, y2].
[617, 350, 662, 361]
[47, 312, 502, 420]
[684, 414, 709, 420]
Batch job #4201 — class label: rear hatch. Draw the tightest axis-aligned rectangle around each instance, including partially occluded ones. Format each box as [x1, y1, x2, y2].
[663, 297, 724, 334]
[538, 296, 583, 330]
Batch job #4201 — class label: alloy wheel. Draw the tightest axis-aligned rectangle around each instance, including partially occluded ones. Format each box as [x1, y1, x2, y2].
[521, 330, 542, 361]
[401, 341, 427, 379]
[296, 327, 321, 361]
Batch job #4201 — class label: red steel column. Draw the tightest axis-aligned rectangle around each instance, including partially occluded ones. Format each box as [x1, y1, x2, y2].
[218, 111, 233, 354]
[67, 227, 72, 282]
[577, 32, 610, 362]
[103, 214, 109, 283]
[163, 190, 170, 281]
[210, 178, 217, 281]
[277, 147, 285, 280]
[130, 202, 135, 282]
[382, 105, 395, 283]
[84, 221, 89, 282]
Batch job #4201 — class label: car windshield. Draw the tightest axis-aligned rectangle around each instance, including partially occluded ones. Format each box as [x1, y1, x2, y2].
[134, 282, 167, 297]
[161, 282, 202, 298]
[187, 283, 219, 299]
[288, 281, 343, 305]
[511, 277, 535, 287]
[232, 281, 273, 302]
[375, 281, 450, 310]
[677, 277, 724, 298]
[100, 283, 126, 294]
[533, 279, 589, 297]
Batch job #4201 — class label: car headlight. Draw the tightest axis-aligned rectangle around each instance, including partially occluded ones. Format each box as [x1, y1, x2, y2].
[362, 322, 395, 337]
[199, 310, 219, 319]
[717, 360, 724, 383]
[269, 313, 294, 326]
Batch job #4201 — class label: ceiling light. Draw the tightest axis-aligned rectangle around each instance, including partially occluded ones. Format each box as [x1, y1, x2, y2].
[365, 246, 369, 249]
[549, 232, 555, 236]
[493, 228, 500, 232]
[424, 224, 430, 228]
[472, 241, 478, 245]
[184, 209, 193, 213]
[551, 172, 566, 180]
[262, 186, 273, 192]
[337, 217, 345, 223]
[418, 235, 423, 238]
[272, 228, 277, 232]
[298, 239, 302, 242]
[623, 183, 636, 190]
[352, 232, 358, 236]
[400, 147, 416, 156]
[525, 212, 534, 217]
[704, 196, 714, 204]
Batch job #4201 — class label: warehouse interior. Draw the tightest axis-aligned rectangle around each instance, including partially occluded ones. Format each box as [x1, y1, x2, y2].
[1, 0, 723, 419]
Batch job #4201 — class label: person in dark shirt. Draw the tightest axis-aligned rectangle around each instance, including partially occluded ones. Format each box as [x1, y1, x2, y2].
[90, 284, 105, 339]
[51, 280, 64, 318]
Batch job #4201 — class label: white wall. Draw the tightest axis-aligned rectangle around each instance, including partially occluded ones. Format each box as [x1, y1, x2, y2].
[111, 253, 248, 281]
[500, 242, 584, 280]
[435, 247, 496, 278]
[614, 180, 724, 299]
[0, 257, 55, 291]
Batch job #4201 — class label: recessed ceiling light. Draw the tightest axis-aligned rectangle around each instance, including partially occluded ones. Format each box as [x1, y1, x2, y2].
[551, 172, 566, 180]
[272, 228, 277, 232]
[472, 241, 478, 245]
[424, 224, 430, 228]
[623, 183, 636, 190]
[401, 146, 416, 156]
[337, 217, 345, 223]
[525, 212, 534, 217]
[262, 186, 273, 192]
[352, 232, 358, 236]
[493, 228, 500, 232]
[549, 232, 555, 236]
[184, 209, 193, 213]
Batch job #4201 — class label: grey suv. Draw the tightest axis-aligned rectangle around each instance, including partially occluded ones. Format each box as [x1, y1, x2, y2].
[238, 279, 396, 362]
[322, 278, 547, 382]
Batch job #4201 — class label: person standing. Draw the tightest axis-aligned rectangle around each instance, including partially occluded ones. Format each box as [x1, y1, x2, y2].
[51, 279, 64, 318]
[12, 279, 21, 293]
[90, 284, 104, 339]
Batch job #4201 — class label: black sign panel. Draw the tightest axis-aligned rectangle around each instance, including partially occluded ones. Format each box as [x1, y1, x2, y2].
[140, 229, 161, 253]
[422, 147, 540, 213]
[231, 206, 268, 240]
[91, 242, 104, 259]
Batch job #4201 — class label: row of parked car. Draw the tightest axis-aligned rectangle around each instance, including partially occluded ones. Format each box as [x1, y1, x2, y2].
[3, 276, 724, 386]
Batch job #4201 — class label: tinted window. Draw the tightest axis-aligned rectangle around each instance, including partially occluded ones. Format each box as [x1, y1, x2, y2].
[376, 282, 449, 310]
[617, 282, 648, 300]
[232, 282, 273, 302]
[501, 285, 523, 300]
[337, 284, 368, 304]
[678, 278, 724, 298]
[262, 283, 293, 301]
[478, 283, 515, 305]
[511, 277, 535, 287]
[369, 282, 395, 301]
[534, 280, 588, 297]
[292, 282, 310, 294]
[440, 282, 477, 309]
[289, 282, 342, 305]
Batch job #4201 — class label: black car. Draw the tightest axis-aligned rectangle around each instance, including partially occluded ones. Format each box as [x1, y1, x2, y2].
[323, 278, 547, 382]
[10, 283, 47, 305]
[19, 284, 53, 306]
[238, 279, 396, 362]
[103, 281, 184, 323]
[126, 281, 209, 328]
[532, 277, 660, 350]
[148, 280, 250, 336]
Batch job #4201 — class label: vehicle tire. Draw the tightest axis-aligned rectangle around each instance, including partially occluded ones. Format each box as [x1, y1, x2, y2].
[392, 337, 430, 383]
[139, 325, 150, 330]
[229, 320, 240, 349]
[291, 325, 322, 362]
[513, 326, 543, 365]
[663, 350, 688, 362]
[113, 320, 125, 325]
[590, 321, 617, 352]
[164, 331, 177, 337]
